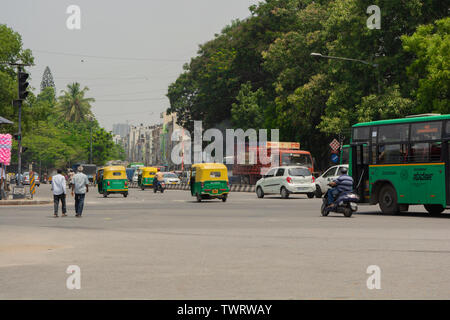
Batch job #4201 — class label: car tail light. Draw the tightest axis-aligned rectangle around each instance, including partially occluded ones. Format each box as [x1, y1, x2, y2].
[286, 177, 292, 184]
[311, 176, 315, 183]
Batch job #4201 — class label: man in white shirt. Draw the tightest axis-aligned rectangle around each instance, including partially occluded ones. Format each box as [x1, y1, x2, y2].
[71, 166, 89, 217]
[51, 169, 67, 217]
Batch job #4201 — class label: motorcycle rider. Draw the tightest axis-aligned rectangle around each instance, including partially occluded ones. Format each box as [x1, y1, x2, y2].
[154, 168, 164, 191]
[326, 167, 353, 208]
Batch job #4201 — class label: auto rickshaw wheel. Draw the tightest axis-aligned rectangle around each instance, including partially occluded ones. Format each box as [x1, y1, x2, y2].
[222, 194, 227, 202]
[123, 192, 128, 198]
[196, 193, 202, 202]
[103, 191, 108, 198]
[141, 186, 145, 190]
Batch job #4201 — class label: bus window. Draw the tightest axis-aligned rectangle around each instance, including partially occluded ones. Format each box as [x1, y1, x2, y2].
[353, 127, 370, 141]
[410, 142, 442, 162]
[378, 124, 409, 143]
[378, 144, 408, 164]
[411, 122, 442, 141]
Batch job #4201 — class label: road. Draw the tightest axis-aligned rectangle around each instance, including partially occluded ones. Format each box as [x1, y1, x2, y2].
[1, 183, 450, 299]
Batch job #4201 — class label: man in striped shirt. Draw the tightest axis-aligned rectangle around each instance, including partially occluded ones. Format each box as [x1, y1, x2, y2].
[327, 167, 353, 206]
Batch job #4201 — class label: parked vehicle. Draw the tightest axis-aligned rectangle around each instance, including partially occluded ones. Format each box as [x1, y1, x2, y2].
[314, 164, 349, 198]
[139, 167, 158, 190]
[190, 163, 229, 202]
[255, 166, 315, 199]
[162, 172, 181, 185]
[126, 168, 136, 182]
[96, 166, 128, 198]
[22, 172, 40, 186]
[132, 171, 139, 183]
[321, 189, 359, 217]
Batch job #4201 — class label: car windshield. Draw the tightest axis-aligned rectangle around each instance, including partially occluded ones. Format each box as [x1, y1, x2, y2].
[288, 168, 311, 176]
[281, 153, 312, 167]
[164, 173, 177, 178]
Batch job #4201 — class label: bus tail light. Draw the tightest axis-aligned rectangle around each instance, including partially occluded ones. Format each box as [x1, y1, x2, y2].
[286, 177, 292, 184]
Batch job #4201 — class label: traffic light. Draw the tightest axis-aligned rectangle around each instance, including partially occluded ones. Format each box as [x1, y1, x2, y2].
[13, 133, 21, 141]
[18, 71, 29, 100]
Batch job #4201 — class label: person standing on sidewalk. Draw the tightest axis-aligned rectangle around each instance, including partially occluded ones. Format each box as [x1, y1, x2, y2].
[71, 166, 89, 217]
[51, 169, 67, 217]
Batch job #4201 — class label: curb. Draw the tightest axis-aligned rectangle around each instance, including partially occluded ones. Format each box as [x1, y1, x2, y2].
[130, 183, 256, 193]
[0, 199, 52, 206]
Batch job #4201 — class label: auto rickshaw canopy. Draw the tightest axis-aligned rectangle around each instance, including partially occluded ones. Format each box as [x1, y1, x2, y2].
[191, 163, 228, 181]
[101, 166, 127, 179]
[141, 167, 158, 178]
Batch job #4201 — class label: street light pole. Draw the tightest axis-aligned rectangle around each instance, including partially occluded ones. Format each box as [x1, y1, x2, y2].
[310, 52, 380, 94]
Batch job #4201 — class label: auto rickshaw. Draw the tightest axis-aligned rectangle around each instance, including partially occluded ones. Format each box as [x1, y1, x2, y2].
[96, 166, 128, 198]
[190, 163, 229, 202]
[138, 167, 158, 190]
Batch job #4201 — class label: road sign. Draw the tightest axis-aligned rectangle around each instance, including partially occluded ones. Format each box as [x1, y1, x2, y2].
[331, 153, 339, 164]
[329, 139, 340, 151]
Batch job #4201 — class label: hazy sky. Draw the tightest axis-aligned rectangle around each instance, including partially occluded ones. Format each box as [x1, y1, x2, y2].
[1, 0, 259, 131]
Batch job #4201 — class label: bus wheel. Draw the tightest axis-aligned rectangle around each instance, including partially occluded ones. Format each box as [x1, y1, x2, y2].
[315, 185, 322, 198]
[378, 184, 399, 214]
[424, 204, 445, 215]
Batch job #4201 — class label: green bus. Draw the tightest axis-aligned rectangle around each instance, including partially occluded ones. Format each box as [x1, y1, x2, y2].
[350, 114, 450, 215]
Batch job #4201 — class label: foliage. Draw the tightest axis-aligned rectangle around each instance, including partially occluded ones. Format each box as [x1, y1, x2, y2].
[40, 66, 55, 93]
[57, 82, 95, 122]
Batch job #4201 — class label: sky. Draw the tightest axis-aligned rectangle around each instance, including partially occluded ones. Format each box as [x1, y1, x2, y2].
[1, 0, 260, 131]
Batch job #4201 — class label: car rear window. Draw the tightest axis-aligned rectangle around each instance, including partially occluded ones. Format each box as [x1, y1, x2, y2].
[288, 168, 311, 176]
[164, 173, 177, 178]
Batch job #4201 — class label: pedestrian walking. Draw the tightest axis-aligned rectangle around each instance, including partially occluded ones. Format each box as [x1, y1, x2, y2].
[68, 169, 75, 189]
[51, 169, 67, 217]
[0, 164, 6, 200]
[71, 165, 89, 217]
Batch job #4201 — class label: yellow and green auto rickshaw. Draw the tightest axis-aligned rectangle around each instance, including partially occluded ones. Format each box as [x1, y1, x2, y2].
[190, 163, 229, 202]
[138, 167, 158, 190]
[96, 166, 128, 198]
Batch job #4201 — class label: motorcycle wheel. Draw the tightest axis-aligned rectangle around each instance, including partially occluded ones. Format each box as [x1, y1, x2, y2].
[344, 207, 353, 217]
[321, 200, 329, 216]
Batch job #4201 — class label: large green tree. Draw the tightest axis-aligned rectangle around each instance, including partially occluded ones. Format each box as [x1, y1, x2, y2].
[57, 82, 95, 122]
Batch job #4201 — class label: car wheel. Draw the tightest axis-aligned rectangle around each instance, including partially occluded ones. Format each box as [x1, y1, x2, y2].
[315, 185, 322, 198]
[280, 187, 289, 199]
[424, 204, 445, 215]
[378, 184, 399, 214]
[256, 187, 264, 198]
[307, 193, 315, 199]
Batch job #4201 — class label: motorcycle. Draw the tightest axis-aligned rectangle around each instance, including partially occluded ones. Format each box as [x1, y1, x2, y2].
[153, 181, 165, 193]
[321, 190, 359, 217]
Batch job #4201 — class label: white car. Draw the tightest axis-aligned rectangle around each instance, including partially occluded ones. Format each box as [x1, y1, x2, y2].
[132, 171, 139, 183]
[314, 164, 349, 198]
[162, 172, 181, 185]
[255, 166, 316, 199]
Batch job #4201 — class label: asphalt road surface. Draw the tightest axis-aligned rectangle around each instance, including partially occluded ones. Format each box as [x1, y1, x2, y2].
[1, 183, 449, 299]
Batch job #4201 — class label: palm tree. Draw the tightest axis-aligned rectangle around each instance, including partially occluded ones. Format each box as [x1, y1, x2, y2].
[57, 82, 95, 122]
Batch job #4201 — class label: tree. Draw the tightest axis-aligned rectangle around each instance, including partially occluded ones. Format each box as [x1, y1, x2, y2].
[402, 17, 450, 114]
[57, 82, 95, 122]
[40, 66, 55, 93]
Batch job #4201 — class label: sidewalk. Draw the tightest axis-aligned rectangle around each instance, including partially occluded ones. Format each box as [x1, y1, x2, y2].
[0, 183, 52, 206]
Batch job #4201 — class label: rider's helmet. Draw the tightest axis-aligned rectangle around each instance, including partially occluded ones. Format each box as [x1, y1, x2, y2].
[339, 167, 348, 175]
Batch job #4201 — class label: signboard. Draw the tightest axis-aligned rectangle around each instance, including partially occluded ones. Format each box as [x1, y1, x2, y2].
[266, 142, 300, 149]
[331, 153, 339, 164]
[0, 134, 12, 165]
[329, 139, 340, 152]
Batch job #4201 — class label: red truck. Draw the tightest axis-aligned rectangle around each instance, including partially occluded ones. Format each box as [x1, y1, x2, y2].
[232, 142, 314, 184]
